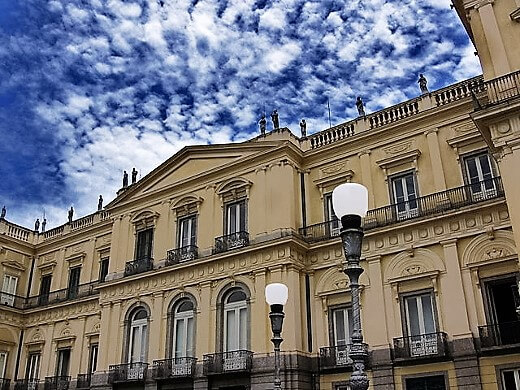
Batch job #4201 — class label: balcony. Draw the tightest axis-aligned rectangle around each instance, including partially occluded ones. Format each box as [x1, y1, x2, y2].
[480, 69, 520, 106]
[124, 257, 153, 277]
[75, 374, 90, 389]
[43, 376, 70, 390]
[152, 357, 197, 379]
[319, 345, 359, 371]
[14, 380, 40, 390]
[203, 350, 253, 375]
[479, 320, 520, 350]
[300, 177, 504, 242]
[0, 292, 26, 309]
[166, 246, 198, 266]
[212, 232, 249, 255]
[24, 281, 99, 309]
[108, 362, 148, 383]
[0, 379, 10, 390]
[393, 332, 448, 361]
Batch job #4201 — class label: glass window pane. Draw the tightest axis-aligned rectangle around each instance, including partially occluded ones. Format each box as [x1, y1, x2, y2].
[239, 202, 246, 232]
[186, 317, 194, 357]
[140, 324, 147, 362]
[0, 353, 6, 378]
[466, 158, 479, 182]
[177, 300, 194, 312]
[175, 319, 186, 358]
[406, 297, 421, 336]
[393, 179, 405, 203]
[225, 310, 236, 351]
[239, 307, 247, 349]
[502, 371, 516, 390]
[334, 310, 346, 345]
[421, 295, 436, 333]
[131, 327, 139, 362]
[227, 290, 246, 303]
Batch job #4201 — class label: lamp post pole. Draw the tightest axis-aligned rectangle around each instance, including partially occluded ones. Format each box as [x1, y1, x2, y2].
[332, 183, 369, 390]
[265, 283, 288, 390]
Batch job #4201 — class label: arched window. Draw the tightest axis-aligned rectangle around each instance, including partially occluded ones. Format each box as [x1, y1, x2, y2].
[172, 299, 195, 358]
[128, 307, 149, 363]
[223, 288, 248, 352]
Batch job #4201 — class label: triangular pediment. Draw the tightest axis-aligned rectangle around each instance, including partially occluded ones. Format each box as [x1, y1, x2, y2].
[107, 142, 287, 208]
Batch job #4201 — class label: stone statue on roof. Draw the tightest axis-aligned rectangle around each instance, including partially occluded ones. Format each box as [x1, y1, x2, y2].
[0, 206, 5, 219]
[98, 195, 103, 211]
[418, 74, 429, 94]
[300, 119, 307, 138]
[34, 218, 40, 232]
[68, 206, 74, 224]
[356, 97, 365, 117]
[42, 218, 47, 233]
[123, 171, 128, 188]
[259, 114, 267, 135]
[132, 168, 138, 184]
[271, 109, 280, 129]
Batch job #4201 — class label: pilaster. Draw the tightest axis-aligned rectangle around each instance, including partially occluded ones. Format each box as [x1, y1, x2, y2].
[425, 128, 447, 191]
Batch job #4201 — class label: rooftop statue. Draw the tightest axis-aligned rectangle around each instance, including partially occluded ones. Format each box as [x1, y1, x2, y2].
[418, 74, 429, 94]
[271, 109, 280, 129]
[356, 97, 365, 117]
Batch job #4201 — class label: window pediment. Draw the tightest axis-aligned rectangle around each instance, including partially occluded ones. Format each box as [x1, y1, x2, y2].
[216, 177, 252, 203]
[131, 209, 159, 231]
[376, 149, 421, 175]
[314, 170, 355, 198]
[1, 260, 26, 273]
[172, 194, 203, 217]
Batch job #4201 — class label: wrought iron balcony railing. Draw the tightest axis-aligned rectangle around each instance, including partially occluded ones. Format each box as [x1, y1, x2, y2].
[319, 345, 354, 370]
[43, 376, 70, 390]
[0, 379, 10, 390]
[212, 232, 249, 254]
[0, 292, 27, 309]
[24, 281, 99, 309]
[124, 257, 154, 277]
[14, 379, 40, 390]
[300, 177, 504, 242]
[75, 374, 90, 389]
[166, 246, 198, 266]
[393, 332, 448, 360]
[203, 350, 253, 375]
[481, 69, 520, 106]
[479, 320, 520, 348]
[108, 362, 148, 383]
[152, 357, 197, 379]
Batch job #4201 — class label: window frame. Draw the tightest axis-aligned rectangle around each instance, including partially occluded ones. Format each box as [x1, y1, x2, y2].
[402, 372, 448, 390]
[399, 289, 439, 338]
[170, 298, 196, 359]
[88, 343, 98, 375]
[125, 307, 150, 364]
[99, 258, 109, 283]
[134, 228, 154, 261]
[224, 199, 247, 236]
[218, 286, 250, 354]
[25, 352, 41, 380]
[55, 348, 71, 377]
[480, 274, 518, 326]
[389, 170, 419, 218]
[1, 274, 18, 306]
[0, 351, 7, 379]
[67, 266, 81, 299]
[328, 305, 353, 347]
[177, 214, 197, 249]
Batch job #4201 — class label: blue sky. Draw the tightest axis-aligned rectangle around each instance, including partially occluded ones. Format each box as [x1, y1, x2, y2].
[0, 0, 481, 228]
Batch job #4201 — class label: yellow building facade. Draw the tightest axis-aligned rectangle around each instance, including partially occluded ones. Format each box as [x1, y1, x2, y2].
[1, 2, 520, 390]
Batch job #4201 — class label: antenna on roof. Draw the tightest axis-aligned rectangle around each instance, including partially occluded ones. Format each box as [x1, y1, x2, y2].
[327, 98, 332, 129]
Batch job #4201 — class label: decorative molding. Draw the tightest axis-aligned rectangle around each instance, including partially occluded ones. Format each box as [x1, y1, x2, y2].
[376, 149, 421, 175]
[383, 140, 414, 156]
[462, 230, 517, 268]
[313, 170, 355, 198]
[1, 260, 26, 272]
[511, 7, 520, 22]
[385, 248, 445, 283]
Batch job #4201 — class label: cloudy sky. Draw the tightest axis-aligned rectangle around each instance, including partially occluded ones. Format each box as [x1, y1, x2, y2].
[0, 0, 481, 229]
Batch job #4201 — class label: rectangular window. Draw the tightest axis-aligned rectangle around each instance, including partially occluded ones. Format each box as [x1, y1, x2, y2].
[1, 274, 18, 306]
[67, 267, 81, 299]
[135, 228, 153, 260]
[324, 193, 340, 236]
[177, 215, 197, 248]
[39, 275, 52, 305]
[56, 349, 71, 377]
[99, 258, 109, 282]
[0, 352, 7, 378]
[502, 368, 520, 390]
[403, 293, 439, 357]
[405, 375, 446, 390]
[483, 276, 519, 345]
[226, 201, 246, 235]
[26, 353, 40, 380]
[88, 344, 98, 374]
[391, 172, 418, 219]
[331, 307, 353, 365]
[464, 152, 495, 198]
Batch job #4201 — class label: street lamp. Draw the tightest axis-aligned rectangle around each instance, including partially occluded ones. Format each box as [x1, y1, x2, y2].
[332, 183, 369, 390]
[265, 283, 288, 390]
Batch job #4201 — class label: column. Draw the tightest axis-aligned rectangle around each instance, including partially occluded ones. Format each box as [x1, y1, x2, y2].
[251, 269, 269, 353]
[149, 292, 165, 361]
[98, 303, 112, 370]
[425, 128, 447, 191]
[196, 281, 212, 357]
[282, 265, 303, 352]
[364, 256, 389, 347]
[476, 0, 511, 77]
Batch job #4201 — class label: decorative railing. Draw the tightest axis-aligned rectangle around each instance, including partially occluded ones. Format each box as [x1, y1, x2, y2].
[43, 226, 64, 240]
[108, 363, 148, 383]
[433, 76, 485, 106]
[203, 350, 253, 375]
[393, 332, 448, 360]
[24, 281, 99, 309]
[0, 292, 27, 309]
[71, 215, 94, 231]
[14, 379, 40, 390]
[166, 246, 198, 265]
[319, 345, 355, 370]
[152, 357, 197, 379]
[0, 379, 10, 390]
[309, 121, 355, 149]
[212, 232, 249, 254]
[43, 376, 70, 390]
[6, 223, 32, 242]
[479, 320, 520, 348]
[482, 69, 520, 106]
[299, 177, 504, 242]
[367, 98, 420, 129]
[75, 374, 90, 389]
[124, 257, 154, 277]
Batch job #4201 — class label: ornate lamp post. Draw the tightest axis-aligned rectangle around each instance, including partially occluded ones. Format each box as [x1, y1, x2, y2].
[332, 183, 369, 390]
[265, 283, 289, 390]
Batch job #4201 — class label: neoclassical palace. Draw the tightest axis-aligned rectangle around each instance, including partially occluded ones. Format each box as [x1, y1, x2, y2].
[1, 1, 520, 390]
